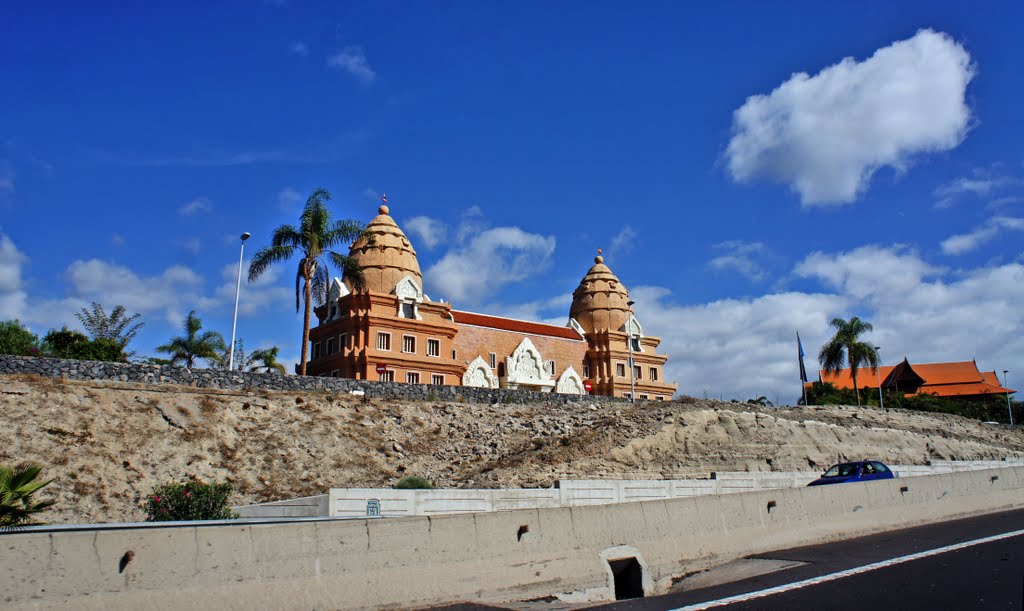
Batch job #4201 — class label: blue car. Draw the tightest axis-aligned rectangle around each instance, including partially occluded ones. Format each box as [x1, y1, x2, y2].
[807, 460, 896, 486]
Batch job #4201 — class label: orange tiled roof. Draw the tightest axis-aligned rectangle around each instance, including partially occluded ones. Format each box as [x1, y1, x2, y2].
[820, 365, 893, 389]
[451, 310, 584, 341]
[820, 360, 1015, 397]
[911, 382, 1012, 397]
[909, 361, 984, 385]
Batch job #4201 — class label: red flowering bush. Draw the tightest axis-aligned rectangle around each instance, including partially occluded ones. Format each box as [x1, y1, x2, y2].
[144, 477, 238, 521]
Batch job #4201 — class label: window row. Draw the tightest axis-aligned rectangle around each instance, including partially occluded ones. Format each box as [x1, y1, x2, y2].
[375, 332, 441, 357]
[313, 333, 354, 360]
[613, 363, 660, 381]
[378, 370, 445, 385]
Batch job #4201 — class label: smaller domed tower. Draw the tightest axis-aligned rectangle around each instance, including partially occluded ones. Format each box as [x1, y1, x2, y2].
[569, 250, 677, 400]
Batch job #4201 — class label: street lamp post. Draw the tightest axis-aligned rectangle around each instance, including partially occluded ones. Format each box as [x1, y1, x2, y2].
[627, 299, 636, 403]
[1004, 370, 1014, 426]
[875, 346, 884, 411]
[228, 232, 251, 371]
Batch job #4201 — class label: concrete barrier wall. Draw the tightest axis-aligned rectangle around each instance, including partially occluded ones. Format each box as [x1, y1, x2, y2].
[4, 466, 1023, 610]
[234, 460, 1022, 519]
[233, 495, 329, 518]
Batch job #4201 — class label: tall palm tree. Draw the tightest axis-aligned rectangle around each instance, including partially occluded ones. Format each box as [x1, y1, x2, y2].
[0, 464, 54, 529]
[818, 316, 879, 407]
[156, 310, 226, 369]
[247, 188, 366, 375]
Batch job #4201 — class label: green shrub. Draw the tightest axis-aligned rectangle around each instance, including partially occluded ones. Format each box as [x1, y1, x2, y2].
[394, 475, 434, 489]
[0, 320, 41, 356]
[42, 327, 126, 362]
[144, 478, 238, 521]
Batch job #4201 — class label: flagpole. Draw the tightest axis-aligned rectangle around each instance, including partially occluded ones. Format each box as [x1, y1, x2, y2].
[798, 332, 809, 406]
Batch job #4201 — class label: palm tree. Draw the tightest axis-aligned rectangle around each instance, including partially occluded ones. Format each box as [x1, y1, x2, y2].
[818, 316, 879, 407]
[0, 464, 55, 529]
[75, 302, 144, 357]
[247, 188, 366, 375]
[156, 310, 226, 369]
[248, 346, 287, 374]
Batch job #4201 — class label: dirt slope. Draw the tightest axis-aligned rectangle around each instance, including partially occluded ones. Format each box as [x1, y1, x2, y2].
[2, 374, 1022, 524]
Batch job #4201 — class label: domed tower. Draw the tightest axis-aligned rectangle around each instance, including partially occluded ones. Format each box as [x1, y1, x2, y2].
[306, 199, 461, 384]
[344, 204, 423, 294]
[569, 252, 632, 333]
[570, 250, 677, 400]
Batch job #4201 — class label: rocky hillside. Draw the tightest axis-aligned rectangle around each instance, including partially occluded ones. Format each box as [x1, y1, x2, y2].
[2, 374, 1022, 525]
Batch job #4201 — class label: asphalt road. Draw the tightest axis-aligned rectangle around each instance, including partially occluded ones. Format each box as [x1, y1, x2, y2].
[595, 508, 1024, 610]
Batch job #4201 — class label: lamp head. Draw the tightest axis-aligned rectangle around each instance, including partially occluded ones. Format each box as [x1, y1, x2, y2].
[627, 300, 635, 307]
[241, 232, 251, 242]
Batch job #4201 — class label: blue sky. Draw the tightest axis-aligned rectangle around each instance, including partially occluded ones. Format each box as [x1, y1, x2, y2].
[3, 2, 1024, 403]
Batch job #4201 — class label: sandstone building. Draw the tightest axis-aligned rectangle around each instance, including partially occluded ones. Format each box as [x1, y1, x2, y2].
[306, 204, 677, 399]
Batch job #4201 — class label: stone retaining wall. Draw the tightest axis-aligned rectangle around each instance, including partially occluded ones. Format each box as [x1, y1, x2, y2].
[0, 354, 625, 405]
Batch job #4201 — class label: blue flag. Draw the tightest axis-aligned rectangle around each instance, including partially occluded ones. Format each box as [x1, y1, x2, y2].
[797, 332, 808, 383]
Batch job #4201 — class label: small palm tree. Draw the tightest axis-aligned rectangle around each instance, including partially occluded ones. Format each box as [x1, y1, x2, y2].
[0, 464, 55, 529]
[248, 346, 287, 374]
[75, 302, 144, 357]
[247, 188, 366, 375]
[818, 316, 879, 407]
[156, 310, 226, 369]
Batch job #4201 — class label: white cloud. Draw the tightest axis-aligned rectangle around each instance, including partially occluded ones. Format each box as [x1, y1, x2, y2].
[111, 234, 125, 246]
[327, 46, 375, 84]
[606, 225, 637, 262]
[277, 186, 303, 211]
[727, 29, 975, 206]
[202, 258, 292, 317]
[934, 167, 1024, 208]
[621, 244, 1024, 403]
[289, 41, 308, 56]
[404, 216, 447, 249]
[480, 294, 573, 327]
[63, 260, 203, 325]
[455, 206, 486, 243]
[941, 216, 1024, 255]
[795, 244, 940, 300]
[178, 197, 211, 216]
[0, 234, 28, 319]
[630, 286, 846, 403]
[794, 246, 1024, 373]
[425, 226, 556, 304]
[709, 241, 768, 281]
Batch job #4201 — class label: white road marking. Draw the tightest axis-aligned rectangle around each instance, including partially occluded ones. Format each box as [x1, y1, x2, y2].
[672, 527, 1024, 610]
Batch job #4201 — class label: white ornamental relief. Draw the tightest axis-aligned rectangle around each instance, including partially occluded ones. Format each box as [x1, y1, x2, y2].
[393, 275, 423, 302]
[556, 366, 585, 395]
[462, 355, 498, 389]
[504, 338, 553, 389]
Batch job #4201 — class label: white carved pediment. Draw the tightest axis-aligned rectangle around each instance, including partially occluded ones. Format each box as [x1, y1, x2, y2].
[327, 278, 349, 320]
[556, 366, 585, 395]
[393, 275, 423, 302]
[505, 338, 553, 386]
[462, 355, 498, 389]
[622, 316, 644, 337]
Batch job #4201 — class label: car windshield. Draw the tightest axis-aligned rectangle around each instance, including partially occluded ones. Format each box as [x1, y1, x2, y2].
[822, 463, 860, 478]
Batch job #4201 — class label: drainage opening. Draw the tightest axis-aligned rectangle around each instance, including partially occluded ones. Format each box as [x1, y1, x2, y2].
[607, 557, 644, 600]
